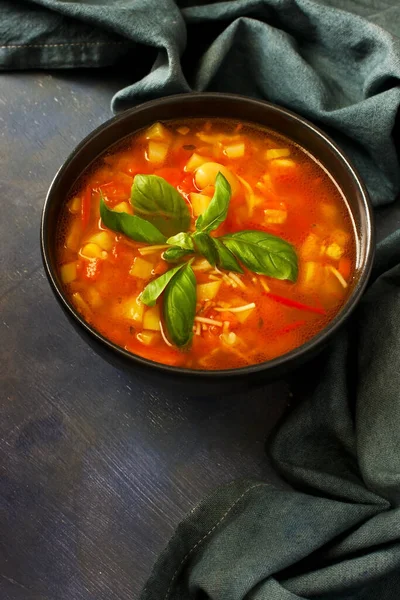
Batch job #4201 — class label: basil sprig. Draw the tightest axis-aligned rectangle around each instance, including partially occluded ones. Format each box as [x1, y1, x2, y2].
[192, 232, 218, 267]
[140, 263, 186, 307]
[131, 174, 191, 237]
[167, 232, 194, 251]
[221, 230, 298, 282]
[212, 238, 243, 273]
[100, 196, 166, 244]
[98, 169, 299, 349]
[195, 172, 231, 233]
[163, 247, 193, 262]
[163, 263, 197, 347]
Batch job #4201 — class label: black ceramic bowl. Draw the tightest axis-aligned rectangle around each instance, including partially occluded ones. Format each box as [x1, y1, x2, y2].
[41, 93, 374, 395]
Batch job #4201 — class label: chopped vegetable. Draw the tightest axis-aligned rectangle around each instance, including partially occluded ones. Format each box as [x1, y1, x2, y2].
[147, 141, 169, 165]
[185, 153, 209, 172]
[197, 281, 222, 302]
[60, 262, 77, 284]
[264, 208, 287, 224]
[68, 196, 81, 214]
[87, 231, 114, 251]
[190, 192, 211, 217]
[145, 122, 171, 142]
[129, 257, 154, 279]
[325, 242, 344, 260]
[143, 305, 161, 330]
[265, 148, 290, 160]
[224, 143, 245, 159]
[80, 243, 107, 260]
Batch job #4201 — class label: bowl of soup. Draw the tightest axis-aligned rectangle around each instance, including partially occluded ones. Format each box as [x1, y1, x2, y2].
[41, 93, 374, 394]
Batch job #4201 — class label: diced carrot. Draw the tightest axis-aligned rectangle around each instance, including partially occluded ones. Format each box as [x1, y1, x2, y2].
[338, 257, 351, 280]
[81, 186, 92, 229]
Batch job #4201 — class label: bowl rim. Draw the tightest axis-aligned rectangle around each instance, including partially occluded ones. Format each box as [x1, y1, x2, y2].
[41, 91, 375, 379]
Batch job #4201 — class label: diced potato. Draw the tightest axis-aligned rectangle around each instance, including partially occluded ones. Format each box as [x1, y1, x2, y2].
[265, 148, 290, 160]
[85, 287, 103, 309]
[119, 297, 144, 322]
[177, 126, 190, 135]
[60, 262, 77, 284]
[197, 281, 222, 302]
[331, 229, 350, 247]
[65, 220, 82, 252]
[87, 231, 114, 251]
[143, 305, 161, 331]
[147, 141, 169, 165]
[137, 330, 161, 345]
[264, 209, 287, 224]
[236, 309, 253, 323]
[190, 192, 211, 217]
[224, 143, 245, 159]
[80, 243, 106, 260]
[269, 158, 297, 179]
[256, 173, 275, 195]
[129, 257, 154, 279]
[145, 122, 171, 142]
[72, 292, 90, 314]
[320, 203, 338, 220]
[300, 234, 320, 260]
[299, 261, 324, 289]
[325, 242, 344, 260]
[185, 153, 209, 172]
[195, 162, 239, 195]
[113, 201, 132, 214]
[68, 196, 81, 214]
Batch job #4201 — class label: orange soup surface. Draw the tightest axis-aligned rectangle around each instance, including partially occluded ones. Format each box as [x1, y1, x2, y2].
[57, 119, 356, 370]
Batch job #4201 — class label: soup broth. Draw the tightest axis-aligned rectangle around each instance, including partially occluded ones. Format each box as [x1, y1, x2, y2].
[56, 118, 356, 370]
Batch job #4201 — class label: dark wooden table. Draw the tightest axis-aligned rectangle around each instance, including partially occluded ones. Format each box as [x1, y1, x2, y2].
[1, 70, 293, 600]
[2, 70, 399, 600]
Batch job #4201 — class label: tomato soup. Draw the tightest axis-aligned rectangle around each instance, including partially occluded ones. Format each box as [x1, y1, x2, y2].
[56, 119, 356, 370]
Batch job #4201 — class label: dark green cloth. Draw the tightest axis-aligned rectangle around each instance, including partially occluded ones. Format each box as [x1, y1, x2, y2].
[2, 1, 400, 598]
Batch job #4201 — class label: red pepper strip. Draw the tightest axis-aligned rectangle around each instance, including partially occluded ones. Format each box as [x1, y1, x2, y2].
[81, 186, 92, 229]
[275, 320, 306, 336]
[268, 293, 326, 315]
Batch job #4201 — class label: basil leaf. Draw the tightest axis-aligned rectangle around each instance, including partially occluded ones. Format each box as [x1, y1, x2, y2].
[213, 238, 243, 274]
[163, 263, 196, 348]
[222, 230, 298, 281]
[163, 247, 193, 262]
[131, 174, 191, 237]
[140, 264, 186, 307]
[100, 196, 166, 244]
[167, 232, 194, 251]
[193, 232, 218, 267]
[195, 172, 231, 233]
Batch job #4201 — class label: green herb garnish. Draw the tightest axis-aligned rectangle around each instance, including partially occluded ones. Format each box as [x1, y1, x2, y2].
[131, 174, 191, 237]
[100, 195, 166, 244]
[163, 262, 197, 348]
[100, 172, 298, 348]
[222, 230, 298, 282]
